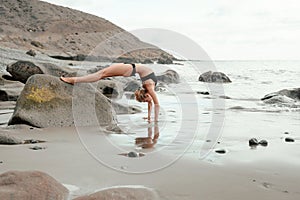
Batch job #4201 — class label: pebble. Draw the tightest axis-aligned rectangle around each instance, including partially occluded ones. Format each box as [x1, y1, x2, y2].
[284, 132, 289, 135]
[259, 140, 268, 147]
[197, 91, 210, 95]
[29, 146, 45, 150]
[249, 138, 259, 146]
[215, 149, 226, 154]
[26, 49, 36, 57]
[127, 151, 138, 158]
[285, 137, 295, 143]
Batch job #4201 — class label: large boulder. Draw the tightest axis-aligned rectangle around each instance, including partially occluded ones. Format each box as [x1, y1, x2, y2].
[8, 74, 117, 128]
[198, 71, 232, 83]
[6, 61, 78, 83]
[0, 171, 69, 200]
[157, 69, 180, 84]
[262, 88, 300, 102]
[74, 186, 158, 200]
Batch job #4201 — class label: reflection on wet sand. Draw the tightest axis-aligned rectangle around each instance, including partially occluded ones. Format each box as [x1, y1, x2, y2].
[135, 123, 160, 149]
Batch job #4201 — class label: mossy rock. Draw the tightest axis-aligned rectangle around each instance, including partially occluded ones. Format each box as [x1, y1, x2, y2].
[8, 74, 117, 128]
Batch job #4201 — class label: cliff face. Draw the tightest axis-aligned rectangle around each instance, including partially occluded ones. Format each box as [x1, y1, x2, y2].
[0, 0, 173, 62]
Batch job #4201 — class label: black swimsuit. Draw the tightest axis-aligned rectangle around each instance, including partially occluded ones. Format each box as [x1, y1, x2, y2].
[141, 72, 158, 86]
[130, 64, 136, 76]
[130, 63, 157, 86]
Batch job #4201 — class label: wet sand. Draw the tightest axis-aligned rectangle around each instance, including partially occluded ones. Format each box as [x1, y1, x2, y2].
[1, 121, 300, 199]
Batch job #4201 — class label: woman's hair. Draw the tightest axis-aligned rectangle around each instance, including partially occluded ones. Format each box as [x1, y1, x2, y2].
[134, 88, 147, 102]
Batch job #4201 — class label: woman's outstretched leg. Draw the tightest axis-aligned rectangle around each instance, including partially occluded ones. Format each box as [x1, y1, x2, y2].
[60, 70, 103, 84]
[60, 63, 130, 84]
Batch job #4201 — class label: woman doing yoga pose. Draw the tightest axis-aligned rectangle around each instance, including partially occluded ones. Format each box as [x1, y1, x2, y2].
[60, 63, 159, 122]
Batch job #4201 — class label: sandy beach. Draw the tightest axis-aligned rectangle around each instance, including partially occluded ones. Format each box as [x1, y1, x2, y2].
[1, 122, 300, 199]
[1, 0, 300, 199]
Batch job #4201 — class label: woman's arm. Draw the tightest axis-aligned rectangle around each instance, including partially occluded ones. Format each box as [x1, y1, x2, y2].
[146, 86, 159, 122]
[147, 101, 153, 122]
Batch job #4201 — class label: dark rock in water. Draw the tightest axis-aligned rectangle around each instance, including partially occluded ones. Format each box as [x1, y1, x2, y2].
[219, 95, 231, 99]
[198, 71, 232, 83]
[0, 133, 23, 145]
[73, 186, 158, 200]
[156, 69, 180, 84]
[249, 138, 259, 146]
[262, 88, 300, 103]
[0, 171, 69, 200]
[285, 137, 295, 142]
[96, 80, 123, 99]
[7, 60, 78, 83]
[215, 149, 226, 154]
[262, 95, 295, 104]
[8, 74, 117, 128]
[197, 91, 210, 95]
[128, 151, 139, 157]
[259, 140, 268, 147]
[26, 49, 36, 57]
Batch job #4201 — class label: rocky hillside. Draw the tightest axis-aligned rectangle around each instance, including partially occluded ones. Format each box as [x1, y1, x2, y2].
[0, 0, 174, 63]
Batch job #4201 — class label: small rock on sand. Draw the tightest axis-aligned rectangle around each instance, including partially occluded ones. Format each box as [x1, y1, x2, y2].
[215, 149, 226, 154]
[249, 138, 259, 146]
[285, 137, 295, 143]
[29, 146, 46, 150]
[258, 140, 268, 147]
[197, 91, 210, 95]
[128, 151, 139, 157]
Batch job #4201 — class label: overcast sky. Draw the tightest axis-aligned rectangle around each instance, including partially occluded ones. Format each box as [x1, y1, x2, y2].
[43, 0, 300, 60]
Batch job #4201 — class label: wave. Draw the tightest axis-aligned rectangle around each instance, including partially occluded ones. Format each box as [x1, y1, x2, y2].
[228, 104, 300, 113]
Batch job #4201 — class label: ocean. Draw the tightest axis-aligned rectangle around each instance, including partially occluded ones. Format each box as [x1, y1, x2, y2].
[106, 60, 300, 171]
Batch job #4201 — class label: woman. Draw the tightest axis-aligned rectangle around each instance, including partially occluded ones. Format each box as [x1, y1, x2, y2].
[60, 63, 159, 122]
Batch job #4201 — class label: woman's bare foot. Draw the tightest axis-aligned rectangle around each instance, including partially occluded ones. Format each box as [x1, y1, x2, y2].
[60, 76, 75, 85]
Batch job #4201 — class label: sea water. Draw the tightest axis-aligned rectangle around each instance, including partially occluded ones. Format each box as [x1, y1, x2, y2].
[115, 60, 300, 162]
